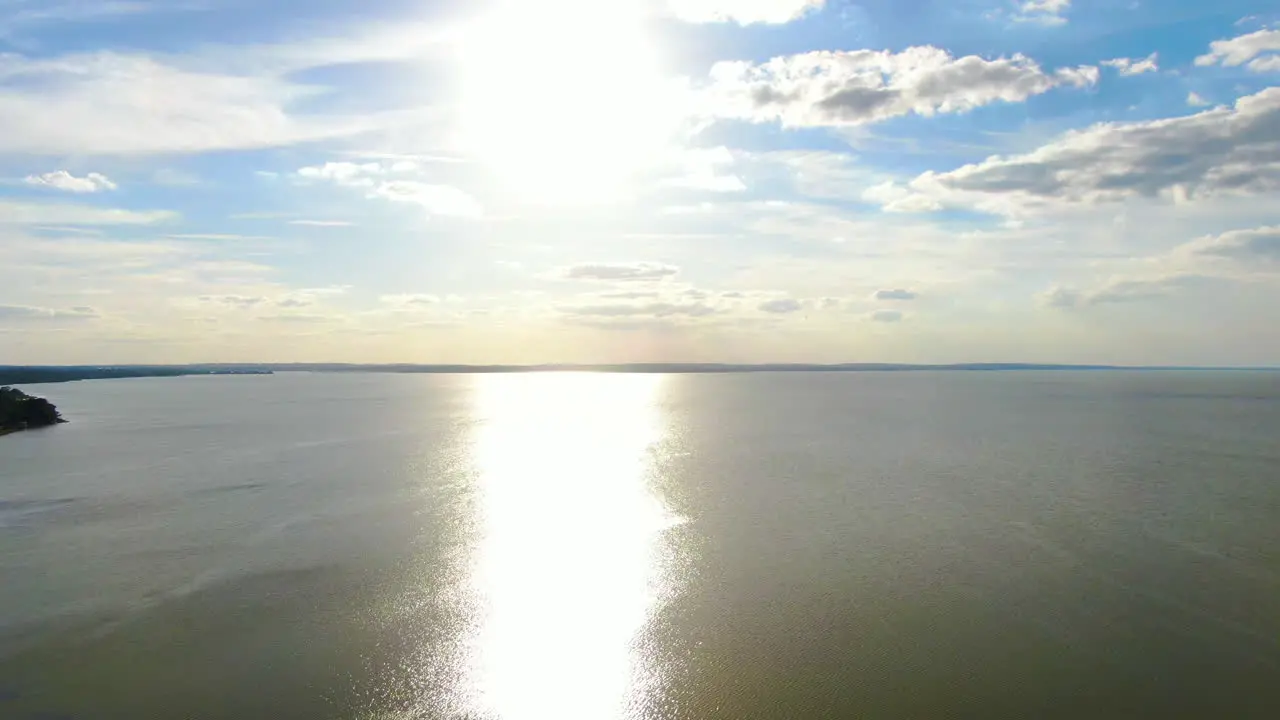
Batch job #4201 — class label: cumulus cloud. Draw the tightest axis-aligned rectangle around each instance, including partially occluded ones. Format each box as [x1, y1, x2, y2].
[873, 88, 1280, 215]
[563, 262, 680, 282]
[665, 0, 824, 24]
[24, 171, 117, 193]
[1012, 0, 1071, 26]
[1102, 53, 1159, 76]
[1187, 92, 1210, 107]
[1196, 28, 1280, 73]
[703, 46, 1096, 128]
[0, 200, 176, 225]
[870, 309, 903, 322]
[874, 288, 918, 300]
[758, 298, 803, 313]
[1185, 225, 1280, 262]
[0, 304, 99, 321]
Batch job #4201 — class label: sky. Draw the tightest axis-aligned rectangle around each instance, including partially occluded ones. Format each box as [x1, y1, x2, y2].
[1, 0, 1278, 366]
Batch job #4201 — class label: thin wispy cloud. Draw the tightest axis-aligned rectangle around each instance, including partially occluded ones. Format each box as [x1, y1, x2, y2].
[1011, 0, 1071, 26]
[665, 0, 826, 25]
[288, 220, 354, 227]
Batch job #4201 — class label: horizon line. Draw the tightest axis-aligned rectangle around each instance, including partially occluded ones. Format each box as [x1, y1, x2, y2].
[4, 362, 1279, 373]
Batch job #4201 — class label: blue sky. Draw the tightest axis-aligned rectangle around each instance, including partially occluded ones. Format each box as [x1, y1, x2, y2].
[2, 0, 1278, 365]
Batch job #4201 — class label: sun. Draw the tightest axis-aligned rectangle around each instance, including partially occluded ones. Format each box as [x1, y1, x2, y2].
[454, 0, 683, 205]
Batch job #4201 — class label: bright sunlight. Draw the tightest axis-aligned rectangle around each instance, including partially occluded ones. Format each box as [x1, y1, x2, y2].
[455, 0, 684, 205]
[466, 373, 682, 719]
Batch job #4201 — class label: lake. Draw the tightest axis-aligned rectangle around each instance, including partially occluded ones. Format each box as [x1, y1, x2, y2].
[2, 371, 1279, 719]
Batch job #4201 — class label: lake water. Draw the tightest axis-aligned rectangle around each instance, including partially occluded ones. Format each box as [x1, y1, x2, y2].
[1, 371, 1279, 719]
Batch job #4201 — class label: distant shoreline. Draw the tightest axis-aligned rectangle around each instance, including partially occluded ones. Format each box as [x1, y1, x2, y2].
[2, 363, 1275, 386]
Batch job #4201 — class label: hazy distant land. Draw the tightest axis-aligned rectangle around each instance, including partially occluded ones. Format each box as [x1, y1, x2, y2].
[2, 363, 1273, 386]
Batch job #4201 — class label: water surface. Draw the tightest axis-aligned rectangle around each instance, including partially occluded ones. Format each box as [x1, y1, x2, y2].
[2, 371, 1279, 718]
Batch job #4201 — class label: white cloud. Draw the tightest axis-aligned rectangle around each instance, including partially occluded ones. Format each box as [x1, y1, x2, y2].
[255, 313, 336, 324]
[862, 182, 944, 212]
[870, 309, 904, 322]
[1101, 53, 1159, 76]
[24, 170, 117, 193]
[1187, 91, 1210, 107]
[874, 288, 918, 300]
[1249, 56, 1280, 72]
[0, 304, 99, 322]
[167, 233, 273, 241]
[664, 147, 747, 193]
[288, 220, 355, 227]
[1183, 225, 1280, 262]
[758, 297, 803, 313]
[199, 295, 268, 308]
[0, 52, 368, 155]
[1047, 274, 1218, 307]
[1040, 286, 1082, 308]
[557, 300, 718, 318]
[297, 162, 383, 187]
[1011, 0, 1070, 26]
[875, 88, 1280, 215]
[665, 0, 824, 25]
[548, 284, 815, 326]
[1196, 28, 1280, 72]
[275, 286, 351, 308]
[380, 294, 443, 308]
[0, 1, 179, 31]
[369, 181, 483, 218]
[1055, 65, 1100, 87]
[0, 200, 176, 225]
[563, 263, 680, 282]
[703, 46, 1096, 128]
[298, 161, 482, 218]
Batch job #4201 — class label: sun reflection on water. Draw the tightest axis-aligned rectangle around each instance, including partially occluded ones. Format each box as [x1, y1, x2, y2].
[466, 373, 679, 720]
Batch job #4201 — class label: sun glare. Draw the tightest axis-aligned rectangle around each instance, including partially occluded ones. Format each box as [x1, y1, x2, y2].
[455, 0, 683, 205]
[465, 373, 681, 719]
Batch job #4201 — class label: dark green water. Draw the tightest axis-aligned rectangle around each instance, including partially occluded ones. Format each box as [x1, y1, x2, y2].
[2, 371, 1279, 719]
